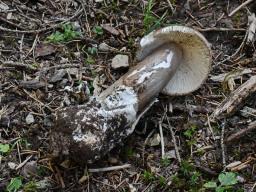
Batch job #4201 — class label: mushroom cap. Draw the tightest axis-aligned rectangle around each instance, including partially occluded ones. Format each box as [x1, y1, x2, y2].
[136, 25, 212, 95]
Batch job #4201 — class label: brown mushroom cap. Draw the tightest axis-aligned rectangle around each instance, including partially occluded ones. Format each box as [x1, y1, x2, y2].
[136, 25, 212, 95]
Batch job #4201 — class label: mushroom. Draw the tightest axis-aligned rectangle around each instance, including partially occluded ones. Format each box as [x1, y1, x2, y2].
[49, 25, 211, 163]
[137, 25, 212, 95]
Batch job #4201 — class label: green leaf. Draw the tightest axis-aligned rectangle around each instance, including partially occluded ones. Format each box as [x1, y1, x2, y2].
[86, 56, 95, 65]
[46, 23, 81, 43]
[160, 157, 171, 167]
[218, 172, 238, 186]
[0, 143, 10, 153]
[87, 47, 97, 55]
[7, 177, 22, 192]
[23, 180, 38, 192]
[47, 31, 65, 43]
[93, 26, 103, 36]
[203, 181, 217, 188]
[216, 186, 225, 192]
[142, 170, 155, 182]
[158, 176, 167, 187]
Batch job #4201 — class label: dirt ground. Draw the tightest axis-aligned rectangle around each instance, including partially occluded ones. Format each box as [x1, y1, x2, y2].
[0, 0, 256, 191]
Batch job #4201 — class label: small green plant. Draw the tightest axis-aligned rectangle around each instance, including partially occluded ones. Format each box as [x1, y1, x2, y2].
[142, 170, 155, 182]
[180, 160, 195, 177]
[204, 172, 238, 192]
[23, 180, 38, 192]
[92, 26, 104, 36]
[171, 160, 204, 190]
[189, 171, 201, 186]
[143, 0, 167, 33]
[7, 177, 22, 192]
[143, 0, 157, 32]
[171, 175, 186, 188]
[46, 23, 81, 43]
[184, 125, 198, 147]
[158, 176, 167, 187]
[86, 56, 96, 65]
[0, 143, 10, 153]
[160, 157, 171, 167]
[87, 47, 98, 55]
[87, 81, 94, 95]
[124, 147, 135, 158]
[184, 124, 197, 139]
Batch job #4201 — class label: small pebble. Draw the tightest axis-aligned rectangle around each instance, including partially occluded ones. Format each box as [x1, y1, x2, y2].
[26, 113, 35, 124]
[111, 54, 129, 69]
[8, 162, 17, 170]
[108, 157, 118, 164]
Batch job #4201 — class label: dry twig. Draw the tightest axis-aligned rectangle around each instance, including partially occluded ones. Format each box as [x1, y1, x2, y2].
[88, 164, 131, 173]
[165, 115, 181, 163]
[211, 76, 256, 119]
[226, 121, 256, 143]
[228, 0, 254, 17]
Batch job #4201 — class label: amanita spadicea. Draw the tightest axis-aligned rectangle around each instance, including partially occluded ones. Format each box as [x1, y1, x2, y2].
[50, 26, 212, 163]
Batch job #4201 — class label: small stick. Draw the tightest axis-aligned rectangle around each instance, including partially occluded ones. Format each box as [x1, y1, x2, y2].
[1, 61, 37, 71]
[0, 16, 26, 30]
[211, 76, 256, 120]
[226, 121, 256, 143]
[42, 64, 82, 71]
[142, 129, 155, 166]
[54, 166, 65, 188]
[131, 100, 156, 132]
[195, 27, 246, 32]
[166, 0, 175, 13]
[158, 121, 165, 158]
[249, 181, 256, 192]
[0, 67, 15, 70]
[15, 155, 33, 170]
[207, 114, 216, 141]
[165, 115, 181, 163]
[88, 164, 131, 173]
[23, 89, 54, 112]
[221, 121, 226, 167]
[228, 0, 254, 17]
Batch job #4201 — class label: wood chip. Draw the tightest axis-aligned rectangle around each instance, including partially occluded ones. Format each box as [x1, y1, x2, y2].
[247, 13, 256, 44]
[20, 79, 47, 89]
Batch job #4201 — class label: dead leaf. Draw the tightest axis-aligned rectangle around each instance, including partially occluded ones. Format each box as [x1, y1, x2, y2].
[35, 43, 57, 58]
[101, 24, 120, 36]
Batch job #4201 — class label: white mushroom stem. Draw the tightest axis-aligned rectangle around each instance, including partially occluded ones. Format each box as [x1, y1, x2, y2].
[50, 43, 182, 162]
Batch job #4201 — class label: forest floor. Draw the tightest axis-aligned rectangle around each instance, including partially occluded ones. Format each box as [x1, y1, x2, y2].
[0, 0, 256, 191]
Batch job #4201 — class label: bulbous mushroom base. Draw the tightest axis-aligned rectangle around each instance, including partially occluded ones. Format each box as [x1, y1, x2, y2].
[50, 93, 138, 163]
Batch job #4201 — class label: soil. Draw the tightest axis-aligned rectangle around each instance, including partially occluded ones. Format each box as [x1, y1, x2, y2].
[0, 0, 256, 192]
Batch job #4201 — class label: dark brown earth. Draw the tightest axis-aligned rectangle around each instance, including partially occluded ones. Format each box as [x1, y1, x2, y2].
[0, 0, 256, 192]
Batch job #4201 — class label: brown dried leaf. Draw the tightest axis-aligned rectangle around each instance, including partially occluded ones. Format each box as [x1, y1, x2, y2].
[35, 43, 57, 58]
[101, 24, 120, 36]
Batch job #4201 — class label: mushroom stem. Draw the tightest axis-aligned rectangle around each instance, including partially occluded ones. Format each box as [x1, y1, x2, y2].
[99, 43, 182, 111]
[50, 43, 182, 163]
